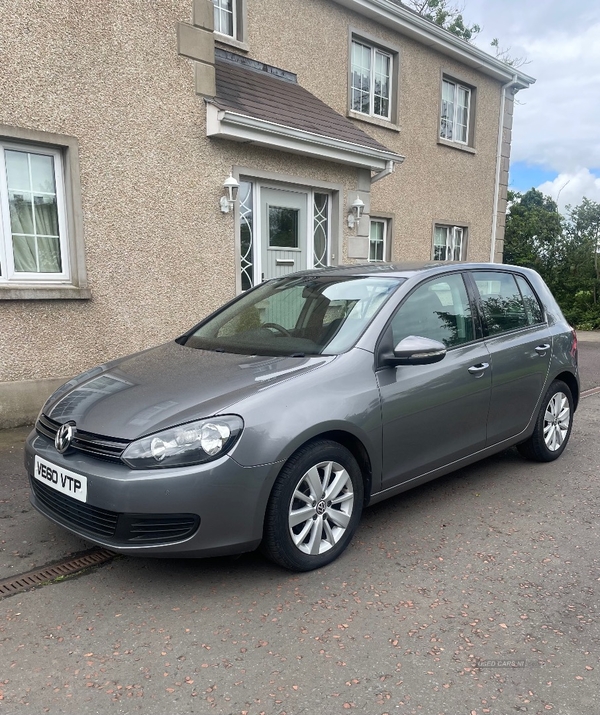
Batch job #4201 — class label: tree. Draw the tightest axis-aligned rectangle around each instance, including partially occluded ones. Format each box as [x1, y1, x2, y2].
[504, 190, 600, 329]
[559, 199, 600, 325]
[400, 0, 481, 41]
[503, 189, 563, 275]
[490, 38, 529, 69]
[399, 0, 528, 65]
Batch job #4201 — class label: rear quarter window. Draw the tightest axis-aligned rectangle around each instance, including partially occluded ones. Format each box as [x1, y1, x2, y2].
[515, 275, 544, 324]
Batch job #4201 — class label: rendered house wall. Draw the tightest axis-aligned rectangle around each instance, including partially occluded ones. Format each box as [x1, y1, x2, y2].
[0, 0, 511, 426]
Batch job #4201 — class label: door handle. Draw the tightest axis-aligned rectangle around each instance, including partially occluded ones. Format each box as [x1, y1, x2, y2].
[535, 344, 550, 355]
[468, 362, 489, 376]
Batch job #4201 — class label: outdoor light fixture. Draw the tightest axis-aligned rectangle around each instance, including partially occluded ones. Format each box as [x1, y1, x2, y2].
[347, 196, 365, 229]
[220, 172, 240, 213]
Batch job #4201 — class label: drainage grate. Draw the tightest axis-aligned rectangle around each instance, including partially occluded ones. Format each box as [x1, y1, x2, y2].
[0, 548, 114, 599]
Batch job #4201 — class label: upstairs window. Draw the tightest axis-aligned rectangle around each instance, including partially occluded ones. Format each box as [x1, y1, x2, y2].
[213, 0, 234, 36]
[212, 0, 247, 47]
[440, 78, 471, 144]
[351, 39, 393, 120]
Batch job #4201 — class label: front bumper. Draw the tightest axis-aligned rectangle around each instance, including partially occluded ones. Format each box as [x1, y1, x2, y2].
[25, 430, 279, 558]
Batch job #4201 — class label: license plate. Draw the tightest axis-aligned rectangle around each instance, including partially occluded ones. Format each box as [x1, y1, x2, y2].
[33, 456, 88, 503]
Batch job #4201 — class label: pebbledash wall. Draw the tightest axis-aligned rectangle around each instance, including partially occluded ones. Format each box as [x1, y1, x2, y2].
[0, 0, 532, 427]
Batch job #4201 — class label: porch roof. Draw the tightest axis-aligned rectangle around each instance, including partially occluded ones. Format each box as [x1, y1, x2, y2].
[206, 51, 404, 173]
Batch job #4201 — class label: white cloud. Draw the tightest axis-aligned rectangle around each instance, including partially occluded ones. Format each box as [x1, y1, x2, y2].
[466, 0, 600, 209]
[508, 23, 600, 171]
[469, 0, 600, 42]
[537, 168, 600, 212]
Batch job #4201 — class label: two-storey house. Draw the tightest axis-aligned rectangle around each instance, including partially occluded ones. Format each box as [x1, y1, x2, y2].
[0, 0, 534, 426]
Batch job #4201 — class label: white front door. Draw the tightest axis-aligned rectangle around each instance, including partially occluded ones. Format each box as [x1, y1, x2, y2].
[260, 187, 308, 280]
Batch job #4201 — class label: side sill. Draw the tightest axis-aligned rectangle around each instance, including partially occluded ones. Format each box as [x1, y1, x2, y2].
[367, 432, 530, 506]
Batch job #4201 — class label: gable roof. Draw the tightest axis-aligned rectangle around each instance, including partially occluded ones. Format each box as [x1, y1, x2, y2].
[206, 51, 404, 173]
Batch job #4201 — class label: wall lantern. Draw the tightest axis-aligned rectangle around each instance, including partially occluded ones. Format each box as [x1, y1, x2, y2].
[220, 172, 240, 213]
[347, 196, 365, 229]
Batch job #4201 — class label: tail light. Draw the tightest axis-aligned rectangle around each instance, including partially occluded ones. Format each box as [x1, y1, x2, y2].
[570, 328, 578, 361]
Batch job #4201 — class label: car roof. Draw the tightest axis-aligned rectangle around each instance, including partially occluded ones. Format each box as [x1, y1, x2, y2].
[290, 262, 530, 280]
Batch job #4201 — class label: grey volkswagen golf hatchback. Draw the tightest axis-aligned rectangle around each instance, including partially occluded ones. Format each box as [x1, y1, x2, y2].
[26, 263, 579, 571]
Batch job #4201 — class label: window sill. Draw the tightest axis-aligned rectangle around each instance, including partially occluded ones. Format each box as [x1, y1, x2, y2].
[0, 285, 92, 300]
[347, 110, 400, 133]
[214, 32, 249, 53]
[437, 138, 476, 155]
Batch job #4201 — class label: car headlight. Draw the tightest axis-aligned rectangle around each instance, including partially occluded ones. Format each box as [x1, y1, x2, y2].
[121, 415, 244, 469]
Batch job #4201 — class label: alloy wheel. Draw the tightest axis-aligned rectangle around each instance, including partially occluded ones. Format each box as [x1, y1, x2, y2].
[288, 460, 355, 556]
[543, 391, 570, 452]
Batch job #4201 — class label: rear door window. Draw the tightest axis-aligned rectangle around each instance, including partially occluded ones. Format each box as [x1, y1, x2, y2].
[472, 271, 529, 336]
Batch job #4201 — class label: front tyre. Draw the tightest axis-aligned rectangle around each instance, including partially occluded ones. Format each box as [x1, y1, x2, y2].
[262, 440, 364, 572]
[517, 379, 574, 462]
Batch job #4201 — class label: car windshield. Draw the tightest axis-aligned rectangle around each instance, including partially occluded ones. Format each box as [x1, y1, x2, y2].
[183, 274, 403, 356]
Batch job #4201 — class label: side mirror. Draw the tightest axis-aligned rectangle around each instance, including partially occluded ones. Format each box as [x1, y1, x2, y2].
[384, 335, 447, 366]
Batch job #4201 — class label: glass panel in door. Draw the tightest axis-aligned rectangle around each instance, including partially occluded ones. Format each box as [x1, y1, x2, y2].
[260, 187, 308, 281]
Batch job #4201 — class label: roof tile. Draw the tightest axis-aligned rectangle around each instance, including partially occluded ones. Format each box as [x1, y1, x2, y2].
[213, 56, 395, 154]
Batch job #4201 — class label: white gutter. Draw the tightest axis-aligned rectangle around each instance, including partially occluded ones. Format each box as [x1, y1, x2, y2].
[331, 0, 535, 88]
[206, 103, 405, 172]
[371, 159, 396, 184]
[490, 74, 518, 263]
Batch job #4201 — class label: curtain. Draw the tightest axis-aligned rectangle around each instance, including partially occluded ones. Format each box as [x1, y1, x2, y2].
[6, 150, 61, 273]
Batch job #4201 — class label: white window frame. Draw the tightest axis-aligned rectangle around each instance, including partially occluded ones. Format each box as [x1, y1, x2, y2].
[440, 78, 471, 145]
[213, 0, 249, 45]
[213, 0, 235, 37]
[369, 218, 389, 262]
[0, 141, 70, 284]
[433, 225, 465, 261]
[351, 39, 393, 121]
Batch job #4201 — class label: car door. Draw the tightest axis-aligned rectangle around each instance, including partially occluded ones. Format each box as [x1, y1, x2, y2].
[469, 270, 552, 445]
[376, 272, 492, 491]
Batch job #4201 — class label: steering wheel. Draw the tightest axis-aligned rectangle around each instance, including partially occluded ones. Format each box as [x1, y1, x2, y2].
[262, 322, 292, 337]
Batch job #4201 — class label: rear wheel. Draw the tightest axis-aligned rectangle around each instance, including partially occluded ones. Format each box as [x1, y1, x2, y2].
[517, 380, 573, 462]
[262, 440, 364, 571]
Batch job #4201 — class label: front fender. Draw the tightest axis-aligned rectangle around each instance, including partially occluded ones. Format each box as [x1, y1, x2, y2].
[226, 349, 383, 491]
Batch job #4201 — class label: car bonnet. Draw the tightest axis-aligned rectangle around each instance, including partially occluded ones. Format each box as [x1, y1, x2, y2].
[43, 341, 333, 440]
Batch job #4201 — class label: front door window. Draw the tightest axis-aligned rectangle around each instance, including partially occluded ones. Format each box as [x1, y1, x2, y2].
[268, 206, 299, 248]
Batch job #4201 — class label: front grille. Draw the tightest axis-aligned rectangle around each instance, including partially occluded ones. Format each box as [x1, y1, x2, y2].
[32, 478, 119, 538]
[31, 478, 200, 545]
[36, 414, 129, 462]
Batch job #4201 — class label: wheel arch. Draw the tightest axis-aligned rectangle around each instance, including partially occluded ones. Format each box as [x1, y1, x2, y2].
[273, 428, 375, 506]
[554, 371, 579, 410]
[313, 430, 373, 506]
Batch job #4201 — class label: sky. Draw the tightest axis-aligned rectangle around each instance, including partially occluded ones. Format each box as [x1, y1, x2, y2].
[465, 0, 600, 213]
